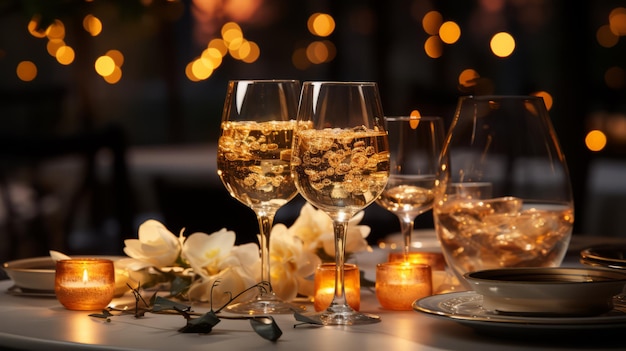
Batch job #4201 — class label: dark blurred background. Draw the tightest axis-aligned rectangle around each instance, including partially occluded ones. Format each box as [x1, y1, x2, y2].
[1, 0, 626, 263]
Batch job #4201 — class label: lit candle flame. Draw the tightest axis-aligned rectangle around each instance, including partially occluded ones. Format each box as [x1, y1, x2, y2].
[82, 269, 89, 285]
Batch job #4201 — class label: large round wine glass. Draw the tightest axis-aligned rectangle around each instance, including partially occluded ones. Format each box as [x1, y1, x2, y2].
[291, 81, 390, 325]
[434, 95, 574, 287]
[375, 115, 445, 259]
[217, 79, 303, 314]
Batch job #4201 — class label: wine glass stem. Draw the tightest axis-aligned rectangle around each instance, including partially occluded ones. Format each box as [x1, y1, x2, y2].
[331, 220, 349, 308]
[256, 213, 275, 292]
[399, 217, 415, 259]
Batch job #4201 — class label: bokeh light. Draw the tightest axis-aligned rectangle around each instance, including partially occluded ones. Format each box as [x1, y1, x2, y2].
[458, 69, 480, 88]
[95, 55, 116, 77]
[308, 13, 335, 37]
[586, 130, 607, 152]
[424, 36, 443, 58]
[532, 91, 553, 110]
[490, 32, 515, 57]
[609, 7, 626, 35]
[56, 45, 75, 65]
[422, 11, 443, 36]
[439, 21, 461, 44]
[597, 24, 619, 48]
[83, 14, 102, 36]
[16, 61, 37, 81]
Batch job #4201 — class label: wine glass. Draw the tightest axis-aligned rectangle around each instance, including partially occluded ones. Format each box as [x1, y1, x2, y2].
[434, 95, 574, 286]
[217, 79, 303, 314]
[375, 115, 445, 260]
[291, 81, 390, 325]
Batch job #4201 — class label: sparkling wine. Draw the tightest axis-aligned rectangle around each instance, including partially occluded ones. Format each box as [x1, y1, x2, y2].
[376, 175, 436, 217]
[434, 197, 574, 278]
[217, 120, 298, 209]
[291, 127, 390, 214]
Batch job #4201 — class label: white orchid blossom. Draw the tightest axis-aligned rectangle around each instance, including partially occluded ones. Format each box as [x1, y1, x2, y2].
[180, 228, 261, 305]
[288, 203, 371, 257]
[268, 223, 321, 300]
[187, 266, 258, 306]
[122, 219, 182, 268]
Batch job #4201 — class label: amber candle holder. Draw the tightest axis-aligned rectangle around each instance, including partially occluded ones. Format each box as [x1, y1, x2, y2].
[314, 263, 360, 312]
[55, 258, 115, 311]
[376, 262, 432, 311]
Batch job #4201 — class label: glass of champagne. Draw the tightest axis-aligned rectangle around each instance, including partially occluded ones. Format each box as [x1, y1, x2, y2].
[291, 81, 390, 325]
[434, 95, 575, 287]
[375, 115, 445, 260]
[217, 79, 303, 314]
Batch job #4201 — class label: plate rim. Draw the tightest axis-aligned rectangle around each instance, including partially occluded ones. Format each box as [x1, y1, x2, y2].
[413, 291, 626, 328]
[580, 245, 626, 266]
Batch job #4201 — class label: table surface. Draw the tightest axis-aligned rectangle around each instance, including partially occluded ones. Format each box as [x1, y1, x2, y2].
[1, 236, 626, 351]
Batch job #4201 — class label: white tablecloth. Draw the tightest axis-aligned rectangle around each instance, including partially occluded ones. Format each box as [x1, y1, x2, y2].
[1, 242, 625, 351]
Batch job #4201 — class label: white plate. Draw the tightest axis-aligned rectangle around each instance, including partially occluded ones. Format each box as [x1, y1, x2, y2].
[2, 257, 56, 292]
[413, 291, 626, 334]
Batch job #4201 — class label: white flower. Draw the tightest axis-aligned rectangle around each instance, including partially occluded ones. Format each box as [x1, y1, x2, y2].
[269, 224, 321, 300]
[181, 228, 261, 305]
[123, 219, 181, 268]
[319, 210, 371, 257]
[181, 228, 259, 280]
[187, 266, 258, 306]
[289, 203, 371, 257]
[112, 258, 157, 297]
[288, 203, 332, 251]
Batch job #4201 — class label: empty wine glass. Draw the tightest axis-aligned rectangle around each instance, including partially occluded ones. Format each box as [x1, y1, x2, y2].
[434, 95, 574, 286]
[217, 79, 303, 314]
[291, 81, 390, 325]
[375, 115, 445, 259]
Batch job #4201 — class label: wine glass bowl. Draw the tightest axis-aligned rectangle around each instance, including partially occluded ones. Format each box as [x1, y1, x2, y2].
[291, 81, 390, 325]
[217, 79, 303, 314]
[434, 95, 574, 287]
[375, 116, 445, 258]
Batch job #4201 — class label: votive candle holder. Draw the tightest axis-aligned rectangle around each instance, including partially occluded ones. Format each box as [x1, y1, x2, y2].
[55, 258, 115, 311]
[314, 263, 360, 312]
[376, 262, 432, 311]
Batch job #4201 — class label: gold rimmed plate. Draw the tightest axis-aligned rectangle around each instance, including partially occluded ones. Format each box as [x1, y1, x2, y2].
[413, 291, 626, 335]
[581, 245, 626, 270]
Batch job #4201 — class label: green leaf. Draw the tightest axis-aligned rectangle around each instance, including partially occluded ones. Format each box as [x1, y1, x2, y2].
[152, 296, 191, 312]
[293, 311, 324, 326]
[249, 316, 282, 341]
[88, 310, 113, 319]
[178, 311, 221, 333]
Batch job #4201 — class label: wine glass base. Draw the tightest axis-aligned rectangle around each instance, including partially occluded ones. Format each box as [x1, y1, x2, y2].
[298, 306, 381, 325]
[226, 293, 306, 315]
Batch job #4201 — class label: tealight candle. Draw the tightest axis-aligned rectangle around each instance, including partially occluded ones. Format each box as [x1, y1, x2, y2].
[387, 251, 446, 271]
[376, 262, 432, 311]
[314, 263, 360, 312]
[55, 258, 115, 311]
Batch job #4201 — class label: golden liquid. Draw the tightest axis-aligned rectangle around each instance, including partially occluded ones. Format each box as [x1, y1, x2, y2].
[376, 175, 436, 217]
[434, 197, 574, 278]
[291, 128, 390, 216]
[217, 120, 298, 210]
